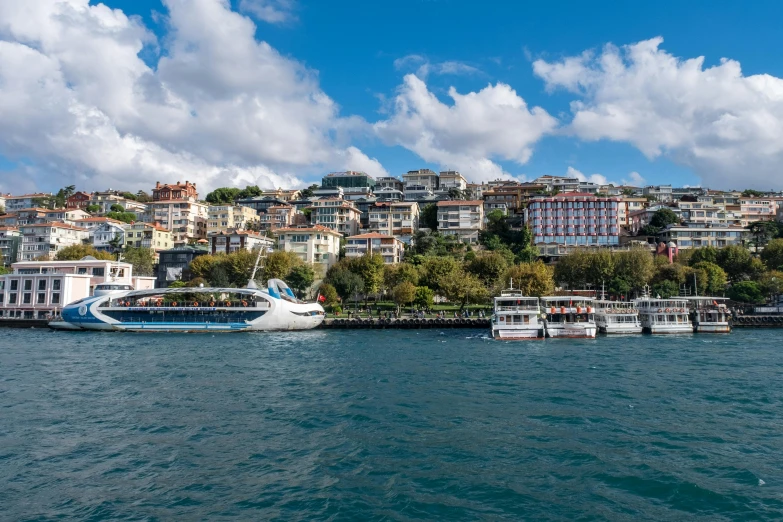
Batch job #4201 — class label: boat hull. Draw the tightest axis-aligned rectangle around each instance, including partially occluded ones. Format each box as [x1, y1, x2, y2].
[644, 324, 693, 334]
[545, 325, 597, 339]
[694, 323, 731, 333]
[492, 328, 544, 340]
[599, 325, 643, 335]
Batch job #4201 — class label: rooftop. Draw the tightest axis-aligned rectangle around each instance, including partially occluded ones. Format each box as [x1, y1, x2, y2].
[436, 200, 484, 206]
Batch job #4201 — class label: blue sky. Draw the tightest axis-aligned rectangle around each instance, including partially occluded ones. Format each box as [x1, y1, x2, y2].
[2, 0, 783, 194]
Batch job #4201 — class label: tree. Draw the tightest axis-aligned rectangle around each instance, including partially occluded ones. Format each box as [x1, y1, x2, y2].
[85, 204, 101, 213]
[504, 261, 555, 297]
[135, 191, 152, 203]
[761, 238, 783, 271]
[318, 283, 339, 306]
[419, 256, 459, 293]
[121, 192, 137, 201]
[688, 246, 718, 266]
[55, 244, 114, 261]
[420, 203, 438, 230]
[691, 261, 728, 295]
[168, 280, 187, 288]
[205, 187, 241, 204]
[465, 251, 508, 289]
[413, 286, 435, 308]
[748, 221, 779, 251]
[106, 211, 137, 224]
[727, 281, 764, 303]
[0, 266, 11, 275]
[287, 264, 315, 297]
[383, 263, 419, 291]
[107, 234, 124, 253]
[237, 185, 263, 200]
[329, 270, 364, 302]
[447, 187, 466, 200]
[53, 185, 76, 208]
[554, 250, 589, 289]
[353, 254, 385, 297]
[741, 189, 765, 198]
[123, 247, 156, 276]
[651, 280, 680, 299]
[392, 282, 417, 312]
[438, 269, 488, 311]
[262, 251, 302, 281]
[189, 254, 226, 281]
[613, 248, 655, 295]
[479, 210, 537, 263]
[758, 270, 783, 299]
[585, 250, 614, 290]
[716, 245, 756, 282]
[298, 184, 320, 199]
[109, 204, 125, 213]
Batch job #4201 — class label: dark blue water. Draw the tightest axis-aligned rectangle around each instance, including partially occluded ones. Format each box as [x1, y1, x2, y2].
[1, 329, 782, 520]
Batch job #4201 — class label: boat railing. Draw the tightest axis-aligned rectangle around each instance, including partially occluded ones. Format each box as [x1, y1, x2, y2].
[495, 305, 540, 312]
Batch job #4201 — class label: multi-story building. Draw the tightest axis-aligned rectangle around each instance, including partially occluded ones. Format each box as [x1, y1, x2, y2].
[259, 188, 301, 202]
[146, 200, 208, 245]
[658, 223, 748, 249]
[42, 208, 91, 224]
[483, 182, 545, 217]
[307, 198, 361, 236]
[367, 202, 419, 240]
[207, 205, 259, 235]
[627, 205, 682, 234]
[73, 216, 126, 232]
[2, 193, 53, 211]
[643, 185, 673, 203]
[678, 201, 731, 225]
[739, 197, 780, 226]
[532, 176, 580, 193]
[672, 187, 707, 200]
[258, 204, 297, 232]
[321, 171, 376, 189]
[90, 222, 127, 252]
[235, 196, 290, 214]
[527, 193, 621, 247]
[0, 259, 155, 319]
[274, 225, 342, 270]
[14, 208, 48, 225]
[152, 180, 199, 201]
[374, 176, 405, 202]
[403, 169, 439, 191]
[66, 191, 92, 209]
[18, 223, 90, 261]
[0, 227, 21, 265]
[438, 171, 468, 191]
[619, 197, 648, 229]
[209, 230, 274, 255]
[345, 233, 405, 264]
[376, 176, 404, 192]
[88, 191, 148, 215]
[436, 200, 485, 243]
[123, 222, 174, 252]
[403, 184, 434, 201]
[155, 246, 209, 288]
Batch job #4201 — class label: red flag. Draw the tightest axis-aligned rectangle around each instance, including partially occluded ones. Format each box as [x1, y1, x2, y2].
[317, 294, 326, 303]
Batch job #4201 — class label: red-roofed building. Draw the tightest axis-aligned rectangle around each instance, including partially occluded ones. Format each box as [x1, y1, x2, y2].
[345, 233, 404, 264]
[436, 200, 485, 243]
[66, 191, 92, 209]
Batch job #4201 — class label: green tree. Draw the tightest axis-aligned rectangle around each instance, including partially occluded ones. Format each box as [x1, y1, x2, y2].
[206, 187, 242, 204]
[503, 261, 555, 297]
[741, 189, 765, 197]
[353, 254, 385, 297]
[106, 211, 137, 223]
[651, 280, 680, 298]
[613, 248, 655, 295]
[392, 281, 417, 312]
[585, 250, 615, 290]
[420, 203, 438, 230]
[287, 264, 315, 297]
[465, 251, 508, 289]
[758, 270, 783, 299]
[554, 249, 589, 289]
[85, 204, 101, 213]
[383, 263, 419, 291]
[329, 270, 365, 302]
[0, 266, 11, 275]
[318, 283, 339, 306]
[691, 261, 728, 295]
[761, 238, 783, 271]
[649, 208, 680, 229]
[121, 192, 137, 201]
[55, 244, 114, 261]
[419, 256, 459, 293]
[727, 281, 764, 303]
[189, 254, 225, 281]
[262, 251, 302, 281]
[298, 184, 320, 199]
[413, 286, 435, 308]
[107, 234, 124, 253]
[123, 247, 156, 276]
[438, 269, 488, 311]
[237, 185, 263, 200]
[109, 204, 125, 213]
[168, 280, 187, 288]
[688, 246, 718, 266]
[716, 245, 755, 282]
[748, 221, 779, 251]
[135, 191, 152, 203]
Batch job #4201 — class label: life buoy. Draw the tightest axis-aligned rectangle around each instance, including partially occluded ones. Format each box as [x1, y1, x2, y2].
[171, 302, 177, 307]
[665, 308, 671, 313]
[241, 300, 248, 307]
[561, 306, 566, 314]
[577, 306, 582, 314]
[193, 302, 199, 307]
[657, 308, 662, 313]
[124, 301, 130, 307]
[209, 301, 216, 307]
[550, 307, 555, 314]
[587, 307, 593, 314]
[225, 301, 231, 307]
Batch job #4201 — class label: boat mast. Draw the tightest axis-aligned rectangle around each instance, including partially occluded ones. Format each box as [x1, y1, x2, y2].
[247, 246, 266, 289]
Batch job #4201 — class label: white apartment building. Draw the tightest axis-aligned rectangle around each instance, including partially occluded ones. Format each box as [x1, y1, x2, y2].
[403, 185, 434, 201]
[679, 201, 734, 225]
[2, 193, 52, 211]
[367, 202, 419, 240]
[259, 205, 297, 232]
[643, 185, 673, 202]
[18, 223, 90, 261]
[532, 176, 580, 193]
[739, 197, 780, 226]
[207, 205, 259, 235]
[0, 227, 21, 265]
[89, 192, 148, 215]
[376, 176, 404, 192]
[438, 171, 468, 191]
[209, 230, 274, 255]
[42, 208, 91, 224]
[403, 169, 439, 190]
[274, 225, 342, 270]
[436, 200, 485, 243]
[659, 223, 748, 249]
[619, 197, 648, 228]
[345, 233, 405, 264]
[0, 259, 155, 319]
[147, 200, 208, 244]
[307, 198, 361, 236]
[90, 222, 127, 252]
[73, 217, 126, 231]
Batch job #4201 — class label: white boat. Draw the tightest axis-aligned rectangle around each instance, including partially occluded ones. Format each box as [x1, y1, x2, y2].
[594, 300, 642, 334]
[686, 297, 731, 333]
[540, 296, 597, 338]
[50, 279, 325, 332]
[491, 290, 544, 340]
[634, 296, 692, 334]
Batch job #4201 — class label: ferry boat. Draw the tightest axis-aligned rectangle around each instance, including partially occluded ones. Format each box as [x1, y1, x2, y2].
[594, 300, 642, 334]
[634, 295, 692, 334]
[540, 296, 597, 338]
[686, 297, 731, 333]
[49, 279, 325, 332]
[491, 289, 544, 340]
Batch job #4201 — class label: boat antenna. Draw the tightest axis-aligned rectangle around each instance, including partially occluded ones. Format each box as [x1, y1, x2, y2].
[247, 246, 266, 289]
[510, 278, 514, 290]
[693, 272, 698, 297]
[601, 280, 606, 301]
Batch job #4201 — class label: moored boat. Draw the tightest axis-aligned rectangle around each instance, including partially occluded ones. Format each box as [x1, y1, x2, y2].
[540, 296, 597, 338]
[594, 300, 642, 334]
[634, 296, 692, 334]
[491, 290, 544, 340]
[686, 297, 731, 333]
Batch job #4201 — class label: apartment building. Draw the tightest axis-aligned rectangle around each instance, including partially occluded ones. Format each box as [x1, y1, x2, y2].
[345, 233, 405, 264]
[376, 176, 404, 192]
[123, 222, 174, 252]
[483, 182, 545, 216]
[66, 191, 92, 209]
[88, 191, 147, 215]
[152, 180, 199, 201]
[73, 216, 126, 231]
[42, 208, 91, 224]
[207, 204, 259, 235]
[367, 202, 419, 239]
[643, 185, 673, 202]
[258, 205, 297, 232]
[322, 170, 376, 189]
[403, 169, 439, 191]
[90, 222, 127, 252]
[739, 197, 780, 226]
[619, 197, 648, 229]
[678, 201, 731, 225]
[438, 171, 468, 191]
[627, 205, 683, 234]
[0, 227, 21, 265]
[18, 223, 90, 261]
[146, 200, 208, 244]
[532, 176, 580, 193]
[235, 196, 289, 214]
[259, 188, 301, 202]
[658, 223, 748, 249]
[209, 230, 274, 255]
[274, 225, 341, 270]
[2, 193, 52, 211]
[307, 198, 361, 236]
[436, 200, 485, 243]
[527, 193, 621, 246]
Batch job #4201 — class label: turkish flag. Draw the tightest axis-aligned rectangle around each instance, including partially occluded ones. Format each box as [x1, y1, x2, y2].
[317, 294, 326, 303]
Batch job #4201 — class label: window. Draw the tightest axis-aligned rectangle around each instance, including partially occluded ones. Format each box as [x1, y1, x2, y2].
[24, 280, 32, 291]
[38, 280, 47, 291]
[23, 293, 31, 304]
[93, 267, 105, 276]
[77, 267, 88, 274]
[37, 293, 46, 304]
[9, 293, 17, 304]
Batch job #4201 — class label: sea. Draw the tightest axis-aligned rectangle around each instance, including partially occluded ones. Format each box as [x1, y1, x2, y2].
[1, 328, 782, 521]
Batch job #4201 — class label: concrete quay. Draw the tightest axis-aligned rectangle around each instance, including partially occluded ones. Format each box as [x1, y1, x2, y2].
[320, 317, 491, 329]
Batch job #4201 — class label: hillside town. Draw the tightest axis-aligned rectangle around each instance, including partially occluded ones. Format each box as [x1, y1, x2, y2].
[1, 170, 783, 320]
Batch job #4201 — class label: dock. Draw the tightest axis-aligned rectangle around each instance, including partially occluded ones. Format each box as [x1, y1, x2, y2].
[320, 317, 491, 329]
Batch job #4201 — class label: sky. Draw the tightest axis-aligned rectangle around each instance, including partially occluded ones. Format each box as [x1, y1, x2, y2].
[2, 0, 783, 195]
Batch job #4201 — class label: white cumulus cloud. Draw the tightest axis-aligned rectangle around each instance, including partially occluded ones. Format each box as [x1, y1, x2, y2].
[374, 74, 558, 182]
[533, 37, 783, 189]
[0, 0, 381, 194]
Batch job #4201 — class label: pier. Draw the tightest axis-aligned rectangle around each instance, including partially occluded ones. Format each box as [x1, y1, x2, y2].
[320, 318, 491, 329]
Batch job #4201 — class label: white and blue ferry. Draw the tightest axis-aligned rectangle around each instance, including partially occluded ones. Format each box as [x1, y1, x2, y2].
[50, 279, 325, 332]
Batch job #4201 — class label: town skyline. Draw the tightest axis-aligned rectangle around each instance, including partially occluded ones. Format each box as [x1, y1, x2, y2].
[3, 1, 783, 194]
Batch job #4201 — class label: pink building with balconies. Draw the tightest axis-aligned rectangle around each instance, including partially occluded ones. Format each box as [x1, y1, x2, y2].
[527, 193, 621, 246]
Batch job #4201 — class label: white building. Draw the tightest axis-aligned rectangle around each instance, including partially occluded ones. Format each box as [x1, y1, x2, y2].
[659, 223, 748, 249]
[643, 185, 673, 203]
[307, 198, 361, 236]
[438, 171, 468, 191]
[0, 227, 21, 265]
[345, 233, 405, 264]
[146, 200, 209, 244]
[209, 230, 274, 254]
[436, 200, 485, 243]
[532, 176, 580, 193]
[0, 259, 155, 319]
[207, 205, 259, 235]
[274, 225, 342, 270]
[18, 223, 90, 261]
[2, 193, 53, 211]
[367, 202, 419, 239]
[91, 222, 128, 252]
